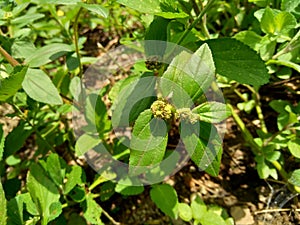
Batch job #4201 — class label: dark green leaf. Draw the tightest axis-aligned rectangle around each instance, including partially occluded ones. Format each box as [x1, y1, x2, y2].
[181, 121, 222, 176]
[0, 66, 27, 101]
[0, 181, 6, 225]
[100, 182, 115, 202]
[144, 16, 170, 58]
[69, 186, 86, 203]
[7, 195, 25, 225]
[26, 163, 60, 224]
[129, 110, 168, 175]
[150, 184, 178, 219]
[206, 38, 269, 86]
[77, 3, 108, 18]
[22, 69, 63, 105]
[115, 183, 144, 196]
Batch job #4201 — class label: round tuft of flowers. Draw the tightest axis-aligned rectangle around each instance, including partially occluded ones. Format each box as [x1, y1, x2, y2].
[150, 100, 176, 120]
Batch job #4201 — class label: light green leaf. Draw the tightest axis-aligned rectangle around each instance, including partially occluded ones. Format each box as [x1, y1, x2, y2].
[206, 38, 269, 87]
[200, 211, 227, 225]
[0, 125, 4, 161]
[77, 3, 108, 17]
[155, 11, 188, 19]
[129, 109, 168, 175]
[288, 169, 300, 187]
[150, 184, 179, 219]
[0, 66, 27, 101]
[25, 43, 72, 67]
[191, 195, 207, 220]
[81, 194, 103, 225]
[160, 43, 215, 107]
[267, 59, 300, 73]
[31, 0, 81, 4]
[48, 202, 62, 222]
[192, 102, 230, 123]
[75, 134, 101, 156]
[234, 31, 262, 51]
[181, 121, 222, 176]
[46, 153, 64, 187]
[23, 192, 39, 216]
[117, 0, 161, 13]
[115, 182, 144, 196]
[178, 203, 193, 222]
[260, 7, 297, 35]
[0, 181, 6, 225]
[281, 0, 300, 12]
[64, 166, 83, 194]
[26, 163, 60, 225]
[22, 69, 63, 105]
[288, 138, 300, 158]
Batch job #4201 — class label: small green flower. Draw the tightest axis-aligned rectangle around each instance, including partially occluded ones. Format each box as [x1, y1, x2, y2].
[151, 100, 175, 120]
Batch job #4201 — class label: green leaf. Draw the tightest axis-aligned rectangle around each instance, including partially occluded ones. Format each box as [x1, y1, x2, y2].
[111, 74, 156, 127]
[117, 0, 161, 13]
[64, 165, 83, 194]
[260, 7, 297, 35]
[26, 163, 60, 225]
[100, 182, 115, 202]
[4, 121, 33, 157]
[191, 195, 207, 220]
[199, 211, 227, 225]
[46, 153, 64, 187]
[150, 184, 178, 219]
[267, 59, 300, 73]
[206, 38, 269, 87]
[31, 0, 81, 4]
[288, 138, 300, 158]
[23, 192, 39, 216]
[115, 183, 144, 196]
[75, 134, 101, 156]
[281, 0, 300, 12]
[84, 93, 111, 137]
[178, 203, 193, 222]
[7, 195, 24, 225]
[0, 66, 27, 101]
[22, 69, 63, 105]
[288, 169, 300, 187]
[48, 202, 62, 222]
[160, 43, 215, 106]
[129, 109, 168, 175]
[81, 194, 103, 225]
[192, 102, 230, 123]
[234, 31, 262, 51]
[0, 181, 6, 225]
[77, 3, 108, 18]
[144, 16, 170, 58]
[181, 121, 223, 176]
[0, 125, 4, 161]
[25, 43, 72, 67]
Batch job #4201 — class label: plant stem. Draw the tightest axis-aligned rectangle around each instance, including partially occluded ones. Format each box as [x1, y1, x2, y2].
[73, 7, 84, 78]
[272, 29, 300, 59]
[89, 175, 107, 191]
[101, 207, 121, 225]
[0, 45, 20, 66]
[245, 85, 268, 134]
[176, 0, 216, 45]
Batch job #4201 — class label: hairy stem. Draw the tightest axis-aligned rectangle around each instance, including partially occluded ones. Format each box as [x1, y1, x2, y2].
[73, 7, 83, 78]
